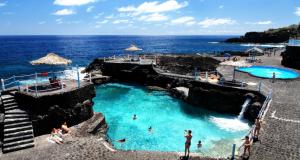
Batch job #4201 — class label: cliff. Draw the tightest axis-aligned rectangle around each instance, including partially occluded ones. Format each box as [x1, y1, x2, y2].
[226, 24, 300, 43]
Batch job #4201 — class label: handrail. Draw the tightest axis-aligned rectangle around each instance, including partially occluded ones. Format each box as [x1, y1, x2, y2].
[0, 67, 89, 94]
[236, 92, 272, 156]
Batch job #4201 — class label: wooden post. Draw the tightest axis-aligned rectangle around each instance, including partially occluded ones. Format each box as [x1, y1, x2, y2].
[1, 79, 5, 91]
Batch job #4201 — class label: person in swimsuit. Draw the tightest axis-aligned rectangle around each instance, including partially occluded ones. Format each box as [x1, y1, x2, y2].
[184, 130, 192, 157]
[254, 118, 261, 138]
[242, 136, 251, 156]
[133, 114, 137, 120]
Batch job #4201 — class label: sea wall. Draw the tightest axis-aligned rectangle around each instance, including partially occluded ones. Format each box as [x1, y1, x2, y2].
[14, 84, 96, 136]
[282, 46, 300, 70]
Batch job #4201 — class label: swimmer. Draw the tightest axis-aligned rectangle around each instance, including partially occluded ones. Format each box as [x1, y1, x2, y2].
[133, 114, 137, 120]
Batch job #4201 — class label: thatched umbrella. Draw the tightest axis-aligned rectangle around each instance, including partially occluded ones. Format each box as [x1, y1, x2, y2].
[220, 60, 252, 80]
[30, 53, 73, 86]
[30, 53, 72, 65]
[125, 44, 142, 51]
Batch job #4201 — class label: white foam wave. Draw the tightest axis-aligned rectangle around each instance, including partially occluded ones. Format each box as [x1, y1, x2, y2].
[208, 42, 220, 44]
[63, 67, 86, 80]
[209, 117, 250, 132]
[240, 43, 285, 48]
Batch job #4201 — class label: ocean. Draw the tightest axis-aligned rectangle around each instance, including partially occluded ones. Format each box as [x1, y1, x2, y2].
[0, 35, 283, 78]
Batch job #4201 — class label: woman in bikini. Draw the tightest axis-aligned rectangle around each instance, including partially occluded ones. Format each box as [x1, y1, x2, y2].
[254, 118, 261, 138]
[184, 130, 192, 157]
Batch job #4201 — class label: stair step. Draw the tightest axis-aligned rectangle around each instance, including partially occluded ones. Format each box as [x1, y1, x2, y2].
[4, 121, 32, 129]
[4, 125, 33, 134]
[5, 109, 27, 114]
[1, 95, 14, 100]
[4, 129, 33, 138]
[2, 142, 34, 153]
[4, 106, 19, 111]
[5, 113, 28, 116]
[4, 134, 34, 143]
[3, 102, 18, 107]
[5, 114, 28, 119]
[3, 139, 34, 148]
[4, 117, 30, 124]
[2, 99, 16, 104]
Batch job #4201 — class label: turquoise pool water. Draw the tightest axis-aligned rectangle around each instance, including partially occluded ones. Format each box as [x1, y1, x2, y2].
[237, 66, 299, 79]
[93, 83, 250, 157]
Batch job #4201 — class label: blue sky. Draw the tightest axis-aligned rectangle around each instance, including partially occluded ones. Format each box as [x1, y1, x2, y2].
[0, 0, 299, 35]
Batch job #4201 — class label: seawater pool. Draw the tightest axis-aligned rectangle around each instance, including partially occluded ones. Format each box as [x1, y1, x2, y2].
[93, 83, 250, 157]
[237, 66, 299, 79]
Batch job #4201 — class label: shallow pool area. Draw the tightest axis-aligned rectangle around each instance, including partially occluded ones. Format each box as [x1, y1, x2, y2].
[237, 66, 299, 79]
[93, 83, 250, 157]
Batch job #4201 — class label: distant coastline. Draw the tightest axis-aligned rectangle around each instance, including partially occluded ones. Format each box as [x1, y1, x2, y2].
[225, 23, 300, 43]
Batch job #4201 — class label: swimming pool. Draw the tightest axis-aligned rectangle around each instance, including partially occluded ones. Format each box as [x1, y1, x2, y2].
[93, 83, 250, 157]
[237, 66, 299, 79]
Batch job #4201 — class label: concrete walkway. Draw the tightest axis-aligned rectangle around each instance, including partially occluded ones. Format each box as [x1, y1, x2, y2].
[217, 53, 300, 160]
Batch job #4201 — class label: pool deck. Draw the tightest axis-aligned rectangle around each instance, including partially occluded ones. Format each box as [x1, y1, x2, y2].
[217, 52, 300, 160]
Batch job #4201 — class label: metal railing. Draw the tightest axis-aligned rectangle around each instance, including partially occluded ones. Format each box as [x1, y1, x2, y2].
[153, 66, 273, 96]
[0, 67, 92, 96]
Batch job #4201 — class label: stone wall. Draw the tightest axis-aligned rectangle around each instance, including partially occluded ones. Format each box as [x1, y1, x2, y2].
[187, 81, 265, 121]
[15, 84, 96, 136]
[282, 46, 300, 70]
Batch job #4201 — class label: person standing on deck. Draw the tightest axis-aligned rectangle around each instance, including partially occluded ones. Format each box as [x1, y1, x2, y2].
[184, 130, 192, 157]
[254, 118, 262, 138]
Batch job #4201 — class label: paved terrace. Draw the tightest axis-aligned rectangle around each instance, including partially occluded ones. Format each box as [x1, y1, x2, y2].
[216, 53, 300, 160]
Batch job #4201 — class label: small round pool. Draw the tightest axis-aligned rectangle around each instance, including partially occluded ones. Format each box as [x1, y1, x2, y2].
[237, 66, 300, 79]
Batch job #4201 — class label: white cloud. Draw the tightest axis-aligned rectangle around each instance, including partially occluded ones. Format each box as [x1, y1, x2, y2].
[257, 21, 272, 25]
[118, 0, 188, 15]
[219, 5, 224, 9]
[171, 16, 195, 25]
[93, 12, 104, 19]
[0, 2, 6, 7]
[54, 0, 96, 6]
[97, 20, 108, 24]
[294, 7, 300, 16]
[198, 18, 236, 28]
[105, 14, 114, 19]
[139, 13, 168, 22]
[246, 20, 272, 25]
[38, 21, 46, 25]
[113, 19, 129, 24]
[86, 6, 94, 12]
[54, 9, 76, 16]
[56, 18, 63, 24]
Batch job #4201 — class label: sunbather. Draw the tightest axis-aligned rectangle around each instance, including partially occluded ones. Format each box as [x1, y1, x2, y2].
[50, 128, 63, 144]
[61, 122, 71, 134]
